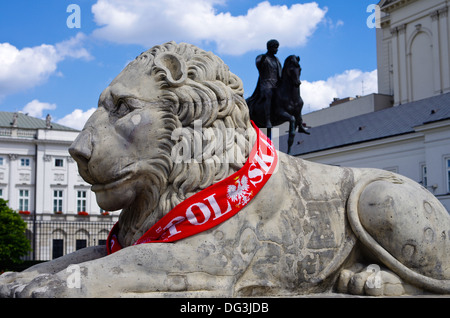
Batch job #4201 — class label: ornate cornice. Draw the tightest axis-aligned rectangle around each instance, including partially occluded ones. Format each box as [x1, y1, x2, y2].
[379, 0, 419, 13]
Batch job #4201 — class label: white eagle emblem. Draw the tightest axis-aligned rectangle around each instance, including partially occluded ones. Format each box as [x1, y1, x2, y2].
[227, 175, 252, 206]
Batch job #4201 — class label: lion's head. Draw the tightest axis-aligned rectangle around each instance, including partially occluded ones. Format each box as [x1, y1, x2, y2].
[69, 41, 256, 246]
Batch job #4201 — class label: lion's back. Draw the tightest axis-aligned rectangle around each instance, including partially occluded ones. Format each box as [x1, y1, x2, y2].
[237, 153, 359, 294]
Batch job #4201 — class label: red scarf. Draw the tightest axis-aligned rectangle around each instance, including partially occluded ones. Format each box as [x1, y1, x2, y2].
[107, 122, 277, 254]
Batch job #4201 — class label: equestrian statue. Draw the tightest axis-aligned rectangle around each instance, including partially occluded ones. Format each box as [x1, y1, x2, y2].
[246, 39, 310, 154]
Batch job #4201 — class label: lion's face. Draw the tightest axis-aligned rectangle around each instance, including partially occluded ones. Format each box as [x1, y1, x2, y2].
[69, 67, 170, 211]
[69, 42, 253, 237]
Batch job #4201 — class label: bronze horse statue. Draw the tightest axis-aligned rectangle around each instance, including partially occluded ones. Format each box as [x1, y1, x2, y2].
[246, 55, 310, 154]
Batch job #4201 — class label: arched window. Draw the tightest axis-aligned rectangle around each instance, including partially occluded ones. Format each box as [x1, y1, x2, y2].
[51, 229, 67, 259]
[409, 30, 434, 101]
[75, 229, 90, 250]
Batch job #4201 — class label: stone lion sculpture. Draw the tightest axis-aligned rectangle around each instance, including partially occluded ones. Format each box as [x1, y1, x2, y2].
[2, 41, 450, 298]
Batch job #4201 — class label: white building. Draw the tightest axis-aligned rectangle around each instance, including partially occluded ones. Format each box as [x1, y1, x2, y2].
[377, 0, 450, 105]
[280, 0, 450, 213]
[0, 112, 117, 260]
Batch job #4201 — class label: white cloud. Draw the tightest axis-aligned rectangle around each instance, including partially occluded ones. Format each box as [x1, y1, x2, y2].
[301, 69, 378, 112]
[19, 100, 95, 131]
[55, 33, 92, 60]
[57, 108, 96, 130]
[92, 0, 327, 55]
[22, 100, 57, 118]
[0, 33, 91, 98]
[323, 17, 344, 30]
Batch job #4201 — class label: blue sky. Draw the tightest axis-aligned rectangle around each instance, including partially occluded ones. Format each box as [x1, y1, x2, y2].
[0, 0, 380, 129]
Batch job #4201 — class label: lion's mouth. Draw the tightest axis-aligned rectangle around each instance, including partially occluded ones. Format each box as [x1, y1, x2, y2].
[91, 172, 134, 193]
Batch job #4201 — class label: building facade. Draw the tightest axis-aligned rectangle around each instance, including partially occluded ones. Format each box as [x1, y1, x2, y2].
[283, 94, 450, 212]
[377, 0, 450, 105]
[0, 112, 117, 260]
[280, 0, 450, 213]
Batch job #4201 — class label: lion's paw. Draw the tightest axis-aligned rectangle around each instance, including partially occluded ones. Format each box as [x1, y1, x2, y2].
[0, 271, 42, 298]
[18, 274, 72, 298]
[337, 264, 422, 296]
[0, 272, 71, 298]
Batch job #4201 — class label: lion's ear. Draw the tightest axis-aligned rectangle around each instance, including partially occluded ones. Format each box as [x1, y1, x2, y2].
[154, 52, 188, 87]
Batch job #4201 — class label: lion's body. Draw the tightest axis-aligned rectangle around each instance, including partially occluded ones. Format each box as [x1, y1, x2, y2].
[2, 42, 450, 297]
[0, 154, 368, 297]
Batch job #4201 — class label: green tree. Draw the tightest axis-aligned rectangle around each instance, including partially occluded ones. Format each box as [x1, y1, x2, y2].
[0, 199, 31, 264]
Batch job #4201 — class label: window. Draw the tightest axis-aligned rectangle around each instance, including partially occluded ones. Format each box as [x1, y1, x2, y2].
[53, 190, 63, 213]
[421, 165, 428, 188]
[77, 191, 87, 212]
[52, 239, 64, 259]
[0, 188, 3, 199]
[76, 239, 87, 250]
[20, 158, 30, 167]
[54, 158, 64, 167]
[0, 157, 3, 166]
[19, 189, 29, 211]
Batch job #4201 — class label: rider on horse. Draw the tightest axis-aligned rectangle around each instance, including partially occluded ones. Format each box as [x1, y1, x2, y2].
[247, 40, 310, 154]
[248, 39, 282, 129]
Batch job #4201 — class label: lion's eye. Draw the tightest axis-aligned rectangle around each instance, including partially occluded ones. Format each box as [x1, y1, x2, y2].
[112, 100, 131, 117]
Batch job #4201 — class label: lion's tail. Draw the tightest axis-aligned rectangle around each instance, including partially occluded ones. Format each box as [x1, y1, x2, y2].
[347, 174, 450, 294]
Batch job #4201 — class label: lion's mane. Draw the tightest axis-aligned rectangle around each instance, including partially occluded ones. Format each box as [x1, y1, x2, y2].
[117, 42, 257, 245]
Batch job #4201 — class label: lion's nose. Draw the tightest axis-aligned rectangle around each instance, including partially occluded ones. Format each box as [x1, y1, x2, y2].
[69, 129, 93, 162]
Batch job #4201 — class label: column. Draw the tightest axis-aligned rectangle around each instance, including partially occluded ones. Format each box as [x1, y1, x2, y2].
[8, 154, 18, 209]
[439, 7, 450, 92]
[39, 153, 52, 215]
[431, 10, 443, 94]
[390, 26, 401, 105]
[397, 24, 409, 104]
[67, 156, 76, 215]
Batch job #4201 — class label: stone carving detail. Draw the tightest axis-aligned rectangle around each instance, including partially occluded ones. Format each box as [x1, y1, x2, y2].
[19, 173, 30, 182]
[1, 42, 450, 298]
[53, 174, 64, 182]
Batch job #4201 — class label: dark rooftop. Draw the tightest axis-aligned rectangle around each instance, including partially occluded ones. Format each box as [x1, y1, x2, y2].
[280, 92, 450, 155]
[0, 111, 79, 132]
